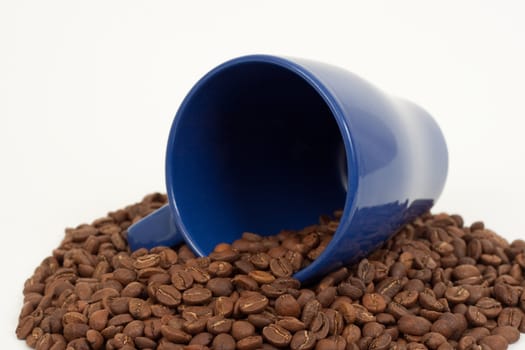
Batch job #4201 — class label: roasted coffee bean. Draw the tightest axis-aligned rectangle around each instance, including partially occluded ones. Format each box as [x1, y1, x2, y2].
[331, 298, 356, 324]
[275, 294, 301, 317]
[290, 330, 316, 350]
[421, 332, 447, 350]
[232, 274, 259, 291]
[160, 324, 192, 343]
[128, 298, 151, 319]
[262, 324, 292, 347]
[247, 312, 275, 328]
[207, 315, 233, 334]
[444, 286, 470, 304]
[249, 270, 276, 284]
[465, 306, 487, 327]
[369, 333, 392, 350]
[494, 283, 520, 306]
[16, 316, 35, 339]
[276, 316, 306, 332]
[63, 323, 89, 341]
[397, 315, 431, 336]
[122, 319, 144, 338]
[479, 334, 509, 350]
[310, 311, 330, 339]
[212, 333, 236, 350]
[237, 335, 263, 350]
[497, 307, 523, 327]
[376, 277, 403, 299]
[362, 322, 385, 338]
[214, 296, 234, 317]
[475, 297, 503, 319]
[238, 292, 269, 314]
[156, 285, 182, 306]
[300, 299, 322, 327]
[492, 325, 520, 344]
[231, 320, 255, 340]
[317, 286, 336, 307]
[362, 293, 387, 313]
[189, 332, 213, 346]
[208, 261, 234, 277]
[270, 257, 294, 278]
[394, 290, 419, 308]
[182, 286, 212, 305]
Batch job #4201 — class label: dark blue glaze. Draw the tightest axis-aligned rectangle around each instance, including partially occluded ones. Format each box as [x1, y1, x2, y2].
[127, 55, 448, 284]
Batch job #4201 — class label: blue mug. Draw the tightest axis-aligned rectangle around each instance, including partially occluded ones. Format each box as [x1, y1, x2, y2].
[128, 54, 448, 284]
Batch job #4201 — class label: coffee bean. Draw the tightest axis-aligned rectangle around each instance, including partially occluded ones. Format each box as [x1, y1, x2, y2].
[275, 294, 301, 317]
[189, 332, 213, 346]
[276, 317, 306, 332]
[376, 277, 403, 299]
[16, 316, 35, 339]
[492, 325, 520, 344]
[237, 335, 263, 350]
[63, 323, 89, 341]
[476, 297, 502, 319]
[270, 257, 294, 278]
[207, 315, 233, 334]
[369, 333, 392, 350]
[156, 285, 182, 306]
[444, 286, 470, 304]
[160, 324, 192, 343]
[290, 330, 316, 350]
[465, 305, 487, 327]
[232, 274, 259, 291]
[238, 292, 269, 314]
[188, 265, 211, 284]
[212, 333, 236, 350]
[247, 312, 275, 328]
[208, 261, 233, 277]
[262, 324, 292, 347]
[170, 269, 194, 290]
[332, 299, 356, 324]
[398, 315, 431, 336]
[107, 313, 133, 327]
[122, 319, 144, 338]
[301, 299, 322, 326]
[394, 290, 419, 308]
[232, 320, 255, 340]
[182, 286, 212, 305]
[497, 307, 523, 327]
[214, 296, 234, 317]
[362, 322, 385, 338]
[128, 297, 152, 319]
[337, 282, 363, 299]
[362, 293, 387, 313]
[494, 283, 520, 306]
[310, 311, 330, 340]
[107, 297, 130, 315]
[453, 265, 480, 280]
[315, 286, 335, 307]
[88, 309, 109, 332]
[249, 270, 276, 284]
[479, 334, 509, 350]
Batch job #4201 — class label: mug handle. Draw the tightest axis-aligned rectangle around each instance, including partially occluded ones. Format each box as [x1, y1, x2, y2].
[127, 205, 183, 251]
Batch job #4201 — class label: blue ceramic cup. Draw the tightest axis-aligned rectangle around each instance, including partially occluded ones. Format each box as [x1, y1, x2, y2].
[128, 55, 448, 284]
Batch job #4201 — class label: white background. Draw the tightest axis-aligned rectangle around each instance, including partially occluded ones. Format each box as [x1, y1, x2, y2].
[1, 1, 524, 348]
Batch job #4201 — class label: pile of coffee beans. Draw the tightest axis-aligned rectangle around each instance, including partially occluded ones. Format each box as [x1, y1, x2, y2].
[16, 193, 525, 350]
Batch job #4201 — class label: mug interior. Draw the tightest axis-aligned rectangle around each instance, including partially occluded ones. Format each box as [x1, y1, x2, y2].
[168, 60, 347, 256]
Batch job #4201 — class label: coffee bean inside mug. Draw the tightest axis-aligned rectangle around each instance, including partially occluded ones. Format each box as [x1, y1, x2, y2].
[16, 193, 525, 349]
